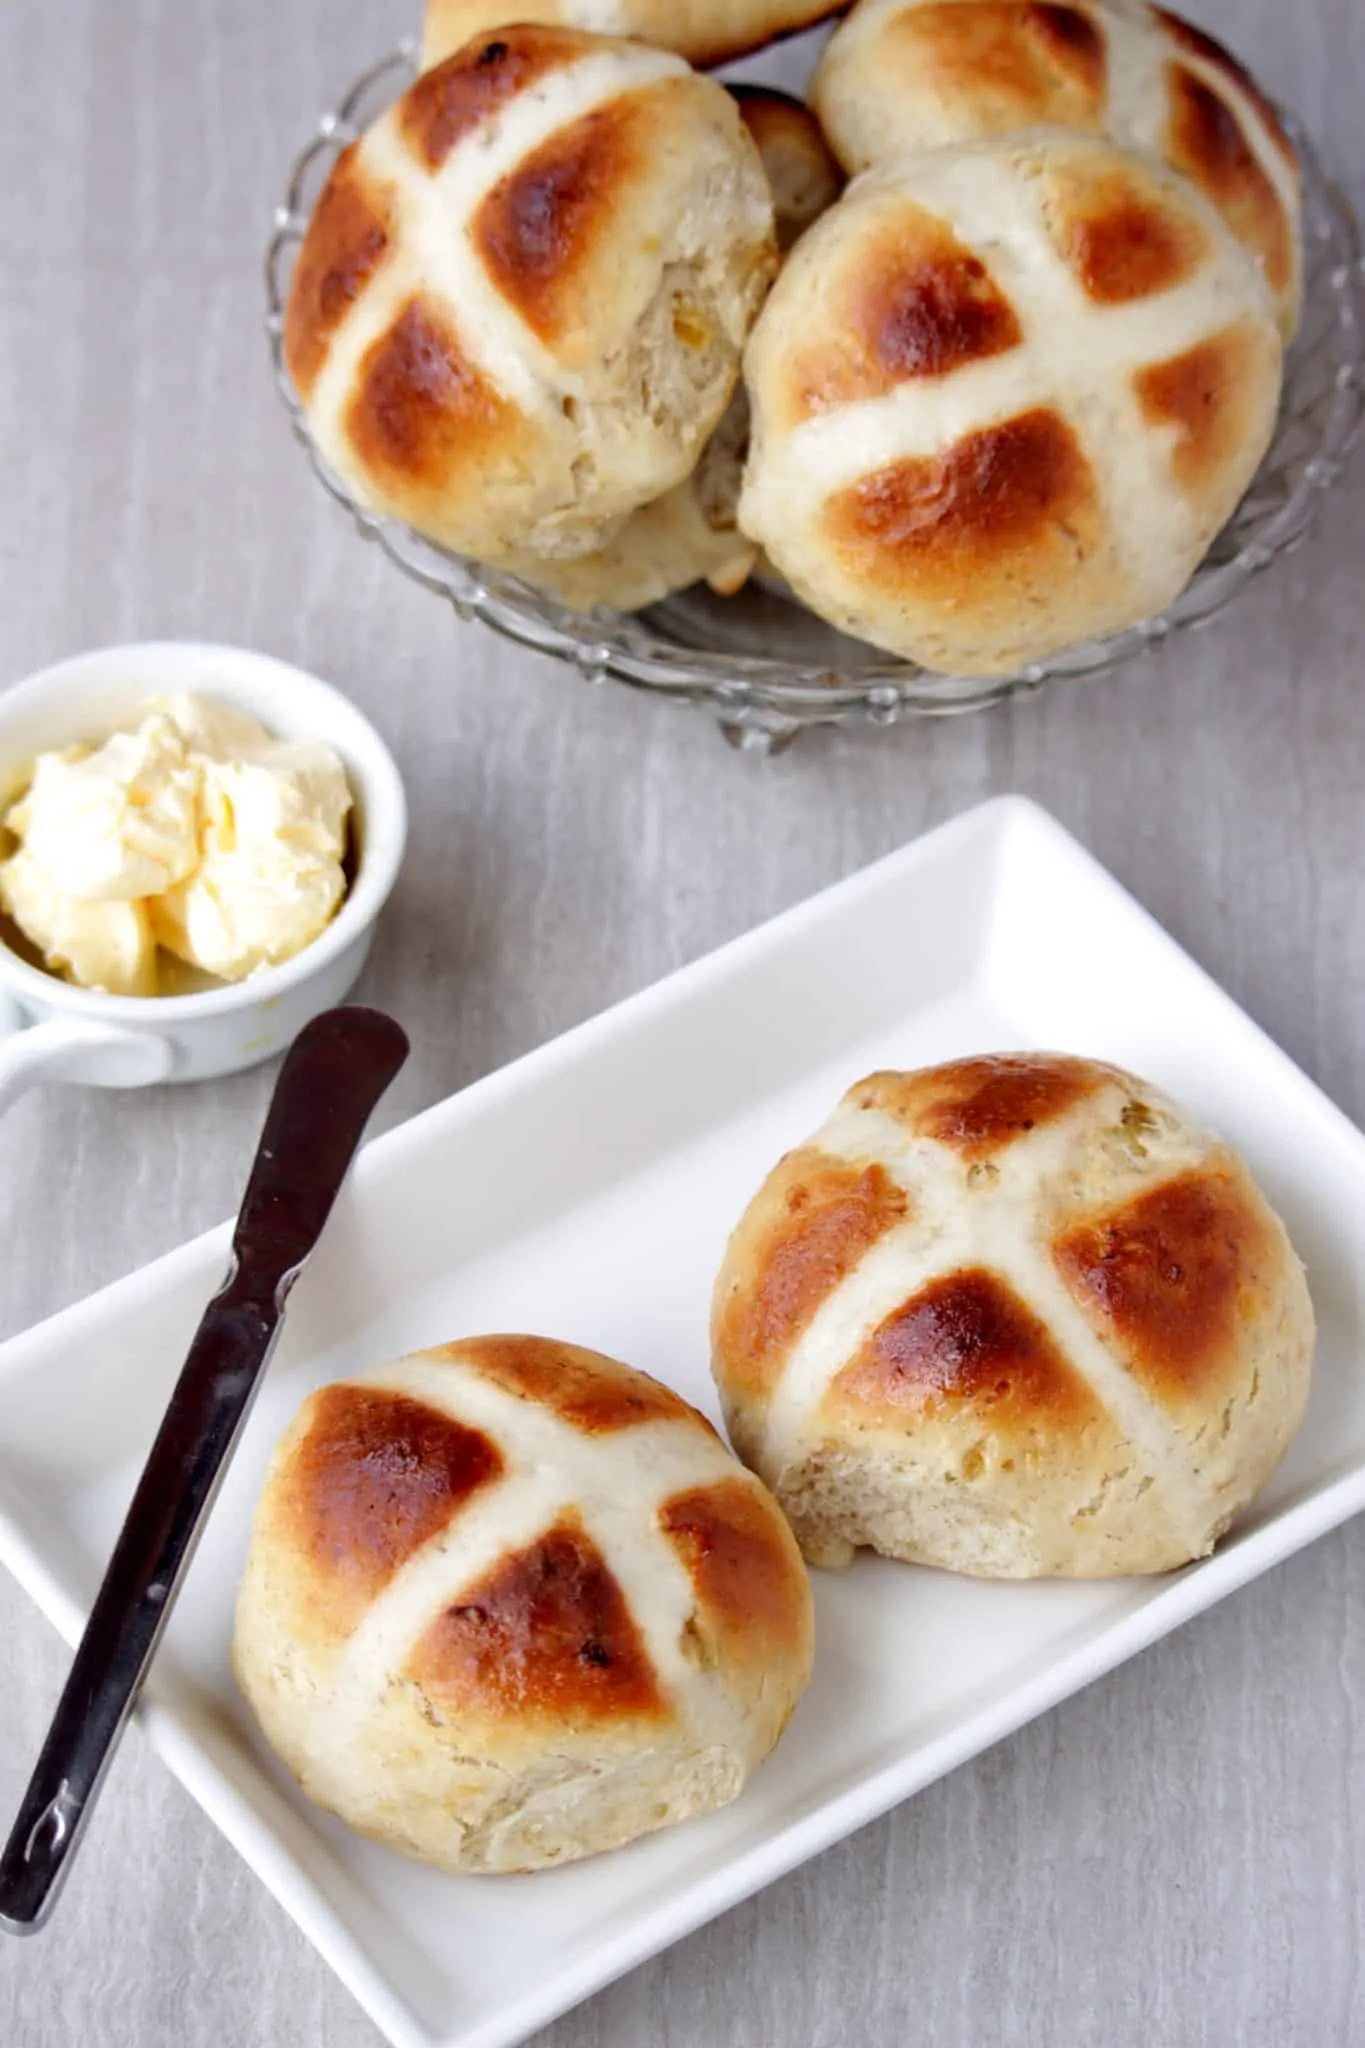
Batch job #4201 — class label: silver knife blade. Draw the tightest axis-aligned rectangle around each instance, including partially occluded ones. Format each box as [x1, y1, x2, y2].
[0, 1004, 409, 1934]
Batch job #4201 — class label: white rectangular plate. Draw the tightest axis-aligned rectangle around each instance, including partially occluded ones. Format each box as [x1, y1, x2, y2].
[3, 795, 1364, 2048]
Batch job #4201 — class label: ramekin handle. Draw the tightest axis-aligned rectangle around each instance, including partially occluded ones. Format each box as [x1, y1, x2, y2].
[0, 1007, 174, 1115]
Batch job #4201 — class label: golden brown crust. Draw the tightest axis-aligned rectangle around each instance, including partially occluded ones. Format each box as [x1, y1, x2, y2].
[1047, 159, 1212, 304]
[294, 18, 777, 569]
[474, 94, 647, 346]
[824, 411, 1102, 611]
[420, 0, 848, 75]
[783, 205, 1022, 425]
[644, 0, 847, 68]
[856, 240, 1021, 379]
[440, 1335, 707, 1436]
[283, 144, 391, 402]
[880, 1, 1108, 138]
[344, 294, 526, 513]
[1134, 323, 1270, 491]
[826, 1266, 1106, 1435]
[401, 25, 589, 170]
[660, 1477, 810, 1668]
[1165, 63, 1292, 297]
[811, 1, 1299, 348]
[1154, 7, 1297, 170]
[276, 1387, 504, 1640]
[1053, 1161, 1279, 1414]
[406, 1513, 666, 1723]
[713, 1149, 910, 1403]
[709, 1049, 1313, 1580]
[853, 1056, 1106, 1159]
[1027, 0, 1107, 85]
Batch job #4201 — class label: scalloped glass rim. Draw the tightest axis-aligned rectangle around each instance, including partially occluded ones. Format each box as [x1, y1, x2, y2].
[265, 41, 1365, 737]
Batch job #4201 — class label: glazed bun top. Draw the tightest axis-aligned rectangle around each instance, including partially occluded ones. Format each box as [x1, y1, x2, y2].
[812, 0, 1301, 336]
[285, 25, 776, 563]
[738, 127, 1282, 675]
[712, 1054, 1315, 1577]
[234, 1336, 814, 1872]
[422, 0, 849, 74]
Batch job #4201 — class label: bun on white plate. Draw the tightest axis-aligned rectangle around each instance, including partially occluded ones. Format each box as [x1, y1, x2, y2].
[234, 1335, 813, 1873]
[712, 1053, 1314, 1578]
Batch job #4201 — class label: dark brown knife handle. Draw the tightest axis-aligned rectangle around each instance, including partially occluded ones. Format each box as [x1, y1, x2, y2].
[231, 1006, 410, 1298]
[0, 1006, 409, 1935]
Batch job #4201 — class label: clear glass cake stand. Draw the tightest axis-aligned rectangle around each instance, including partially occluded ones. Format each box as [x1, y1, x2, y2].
[265, 42, 1365, 751]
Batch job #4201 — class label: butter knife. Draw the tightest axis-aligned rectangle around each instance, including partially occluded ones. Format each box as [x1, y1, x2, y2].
[0, 1003, 409, 1934]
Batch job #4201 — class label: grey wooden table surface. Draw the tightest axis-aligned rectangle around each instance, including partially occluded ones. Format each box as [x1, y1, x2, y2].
[1, 2, 1362, 2043]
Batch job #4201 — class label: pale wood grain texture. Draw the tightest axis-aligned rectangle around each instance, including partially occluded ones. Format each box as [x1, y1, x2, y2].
[0, 1, 1362, 2043]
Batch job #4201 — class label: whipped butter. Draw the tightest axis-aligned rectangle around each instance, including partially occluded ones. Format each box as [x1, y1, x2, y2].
[0, 694, 353, 995]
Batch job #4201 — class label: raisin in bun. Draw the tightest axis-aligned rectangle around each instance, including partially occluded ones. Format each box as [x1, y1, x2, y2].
[738, 128, 1281, 675]
[508, 89, 843, 610]
[233, 1336, 813, 1873]
[811, 0, 1300, 337]
[422, 0, 848, 74]
[712, 1055, 1314, 1578]
[284, 26, 776, 565]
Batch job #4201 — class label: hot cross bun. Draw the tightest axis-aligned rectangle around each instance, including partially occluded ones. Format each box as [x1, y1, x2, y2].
[812, 0, 1301, 338]
[738, 129, 1281, 675]
[421, 0, 849, 75]
[712, 1054, 1313, 1577]
[284, 26, 777, 565]
[234, 1336, 813, 1872]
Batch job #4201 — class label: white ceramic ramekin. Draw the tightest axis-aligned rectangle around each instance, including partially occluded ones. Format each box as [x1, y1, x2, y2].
[0, 642, 407, 1113]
